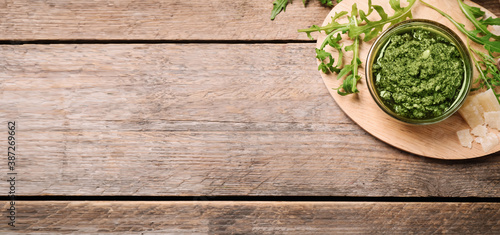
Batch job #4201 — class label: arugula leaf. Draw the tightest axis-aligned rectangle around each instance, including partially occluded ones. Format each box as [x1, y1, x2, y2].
[303, 0, 335, 7]
[319, 0, 334, 7]
[271, 0, 341, 20]
[298, 0, 416, 95]
[420, 0, 500, 53]
[315, 32, 344, 73]
[336, 37, 362, 95]
[469, 45, 500, 103]
[348, 0, 415, 41]
[482, 17, 500, 26]
[457, 0, 500, 41]
[462, 4, 485, 18]
[334, 4, 361, 95]
[271, 0, 342, 20]
[300, 11, 348, 40]
[271, 0, 289, 20]
[316, 48, 335, 73]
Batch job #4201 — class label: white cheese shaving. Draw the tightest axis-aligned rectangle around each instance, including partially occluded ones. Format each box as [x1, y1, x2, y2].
[457, 129, 473, 149]
[471, 124, 488, 137]
[457, 89, 500, 152]
[476, 89, 500, 112]
[458, 94, 484, 129]
[484, 111, 500, 130]
[478, 132, 499, 152]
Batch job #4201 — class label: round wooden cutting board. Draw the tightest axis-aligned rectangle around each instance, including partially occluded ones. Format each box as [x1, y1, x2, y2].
[317, 0, 500, 159]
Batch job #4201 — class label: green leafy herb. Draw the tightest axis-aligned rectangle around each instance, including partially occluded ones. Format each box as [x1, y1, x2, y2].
[458, 0, 500, 105]
[319, 0, 335, 7]
[298, 0, 416, 95]
[335, 6, 361, 95]
[271, 0, 289, 20]
[420, 0, 500, 53]
[271, 0, 340, 20]
[335, 37, 361, 95]
[304, 0, 336, 7]
[348, 0, 415, 41]
[457, 0, 500, 41]
[469, 43, 500, 103]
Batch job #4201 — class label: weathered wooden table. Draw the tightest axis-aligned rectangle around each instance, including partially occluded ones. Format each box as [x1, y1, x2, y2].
[1, 0, 500, 233]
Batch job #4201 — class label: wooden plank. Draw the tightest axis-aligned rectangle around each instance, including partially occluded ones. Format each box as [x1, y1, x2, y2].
[1, 43, 500, 197]
[0, 0, 332, 41]
[0, 0, 497, 41]
[2, 201, 500, 233]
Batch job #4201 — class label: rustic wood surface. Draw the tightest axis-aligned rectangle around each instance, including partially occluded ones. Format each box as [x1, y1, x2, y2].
[2, 201, 500, 234]
[0, 0, 499, 233]
[2, 43, 500, 197]
[0, 0, 332, 41]
[0, 0, 497, 41]
[319, 0, 500, 159]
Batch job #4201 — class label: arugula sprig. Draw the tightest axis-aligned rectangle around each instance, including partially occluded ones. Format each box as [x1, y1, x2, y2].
[469, 45, 500, 103]
[271, 0, 341, 20]
[458, 0, 500, 104]
[298, 0, 416, 95]
[335, 5, 361, 95]
[271, 0, 289, 20]
[420, 0, 500, 53]
[457, 0, 500, 41]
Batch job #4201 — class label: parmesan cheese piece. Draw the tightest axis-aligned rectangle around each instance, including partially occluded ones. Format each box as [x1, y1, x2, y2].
[471, 124, 488, 137]
[476, 89, 500, 113]
[457, 89, 500, 152]
[478, 132, 499, 152]
[457, 129, 473, 148]
[484, 111, 500, 130]
[458, 94, 484, 129]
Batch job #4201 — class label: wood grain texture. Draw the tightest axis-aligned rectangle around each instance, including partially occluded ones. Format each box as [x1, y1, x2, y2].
[0, 0, 332, 41]
[318, 0, 500, 159]
[2, 201, 500, 234]
[0, 0, 496, 41]
[1, 44, 500, 197]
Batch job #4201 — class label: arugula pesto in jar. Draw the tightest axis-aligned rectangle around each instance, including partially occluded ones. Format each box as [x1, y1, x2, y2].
[372, 28, 465, 119]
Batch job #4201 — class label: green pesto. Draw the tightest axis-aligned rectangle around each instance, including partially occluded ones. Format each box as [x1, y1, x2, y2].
[372, 28, 464, 119]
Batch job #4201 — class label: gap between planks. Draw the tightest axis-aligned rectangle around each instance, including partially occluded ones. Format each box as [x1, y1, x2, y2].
[0, 39, 317, 45]
[2, 195, 500, 203]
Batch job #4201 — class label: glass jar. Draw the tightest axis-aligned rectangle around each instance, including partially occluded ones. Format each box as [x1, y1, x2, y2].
[365, 19, 472, 125]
